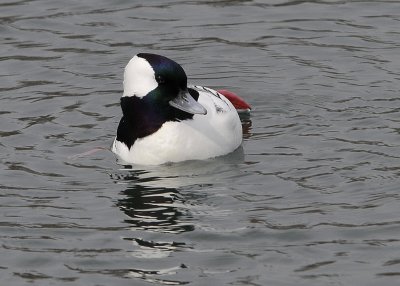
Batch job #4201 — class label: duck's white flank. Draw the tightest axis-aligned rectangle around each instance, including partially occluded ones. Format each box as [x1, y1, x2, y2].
[112, 86, 242, 165]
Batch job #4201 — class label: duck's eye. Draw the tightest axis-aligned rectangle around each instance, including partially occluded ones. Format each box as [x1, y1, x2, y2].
[156, 75, 166, 84]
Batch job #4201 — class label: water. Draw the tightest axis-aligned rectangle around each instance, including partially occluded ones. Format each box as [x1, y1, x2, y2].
[1, 0, 400, 285]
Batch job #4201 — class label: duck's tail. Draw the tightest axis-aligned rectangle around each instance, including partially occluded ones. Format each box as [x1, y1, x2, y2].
[217, 89, 251, 113]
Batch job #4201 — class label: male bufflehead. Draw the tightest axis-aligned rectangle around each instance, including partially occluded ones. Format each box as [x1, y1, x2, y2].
[112, 53, 250, 165]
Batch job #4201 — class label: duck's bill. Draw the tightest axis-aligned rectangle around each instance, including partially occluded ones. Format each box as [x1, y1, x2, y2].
[169, 90, 207, 115]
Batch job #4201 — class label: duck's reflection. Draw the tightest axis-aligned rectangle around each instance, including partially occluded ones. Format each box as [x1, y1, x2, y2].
[116, 179, 194, 234]
[240, 114, 252, 139]
[113, 156, 242, 233]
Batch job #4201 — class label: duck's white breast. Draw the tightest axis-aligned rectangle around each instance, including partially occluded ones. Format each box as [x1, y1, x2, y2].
[112, 86, 242, 165]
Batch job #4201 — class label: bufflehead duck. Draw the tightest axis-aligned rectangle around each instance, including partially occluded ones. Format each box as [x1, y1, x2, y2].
[112, 53, 250, 165]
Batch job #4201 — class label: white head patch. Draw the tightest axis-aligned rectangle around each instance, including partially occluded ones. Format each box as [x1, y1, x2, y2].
[123, 55, 158, 98]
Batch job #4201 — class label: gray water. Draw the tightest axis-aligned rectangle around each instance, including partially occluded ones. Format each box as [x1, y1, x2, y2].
[1, 0, 400, 285]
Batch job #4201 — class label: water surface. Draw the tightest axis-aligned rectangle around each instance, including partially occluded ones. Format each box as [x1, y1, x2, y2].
[1, 0, 400, 285]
